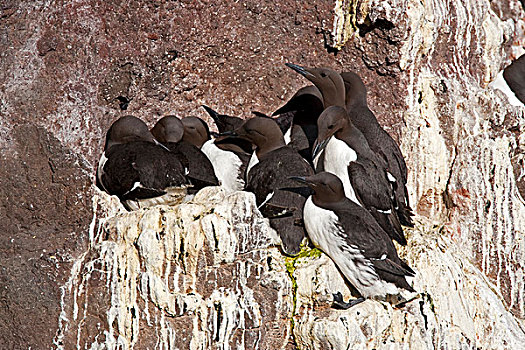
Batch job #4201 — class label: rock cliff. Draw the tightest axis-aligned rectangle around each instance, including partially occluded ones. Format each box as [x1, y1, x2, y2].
[54, 188, 525, 349]
[1, 0, 524, 348]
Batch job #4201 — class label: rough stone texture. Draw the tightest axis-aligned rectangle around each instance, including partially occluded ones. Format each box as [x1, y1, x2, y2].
[1, 0, 525, 348]
[54, 190, 525, 349]
[293, 220, 525, 349]
[55, 188, 293, 349]
[0, 125, 92, 348]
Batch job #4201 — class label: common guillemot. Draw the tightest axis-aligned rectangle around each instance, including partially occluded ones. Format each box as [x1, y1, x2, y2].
[341, 71, 413, 226]
[232, 116, 315, 256]
[151, 115, 218, 192]
[312, 106, 406, 245]
[286, 62, 413, 227]
[285, 63, 346, 107]
[181, 116, 250, 193]
[96, 115, 190, 210]
[271, 85, 324, 164]
[292, 172, 415, 309]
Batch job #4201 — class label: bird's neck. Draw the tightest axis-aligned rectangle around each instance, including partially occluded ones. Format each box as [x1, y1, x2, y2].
[312, 193, 345, 209]
[346, 93, 368, 108]
[255, 138, 286, 159]
[335, 119, 369, 149]
[322, 89, 345, 109]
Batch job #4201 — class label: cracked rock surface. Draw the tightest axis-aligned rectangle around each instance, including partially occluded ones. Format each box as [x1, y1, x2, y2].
[55, 188, 294, 349]
[55, 189, 525, 349]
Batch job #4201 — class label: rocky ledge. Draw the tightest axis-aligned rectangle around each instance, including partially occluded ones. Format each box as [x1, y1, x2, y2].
[54, 188, 525, 349]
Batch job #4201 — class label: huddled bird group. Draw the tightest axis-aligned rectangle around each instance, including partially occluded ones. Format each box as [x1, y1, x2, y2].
[96, 63, 416, 309]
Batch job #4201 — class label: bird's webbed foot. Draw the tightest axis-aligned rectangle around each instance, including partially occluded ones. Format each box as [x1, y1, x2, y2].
[331, 292, 365, 310]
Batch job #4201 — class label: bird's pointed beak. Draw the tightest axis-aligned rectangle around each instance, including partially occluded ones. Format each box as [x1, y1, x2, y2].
[312, 137, 330, 160]
[154, 139, 171, 151]
[289, 176, 307, 184]
[285, 63, 315, 79]
[289, 176, 316, 188]
[202, 105, 219, 121]
[215, 129, 245, 143]
[218, 130, 238, 137]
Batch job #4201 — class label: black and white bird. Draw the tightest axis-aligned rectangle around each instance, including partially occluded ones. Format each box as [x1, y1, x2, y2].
[96, 115, 190, 210]
[181, 116, 250, 193]
[201, 104, 245, 132]
[201, 105, 254, 155]
[490, 53, 525, 107]
[341, 71, 413, 226]
[286, 63, 413, 227]
[151, 115, 219, 192]
[292, 172, 415, 308]
[286, 63, 346, 108]
[232, 116, 315, 256]
[312, 106, 406, 245]
[271, 85, 324, 163]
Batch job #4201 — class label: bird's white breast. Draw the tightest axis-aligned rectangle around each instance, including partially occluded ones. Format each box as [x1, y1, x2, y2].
[303, 197, 400, 298]
[246, 152, 259, 181]
[319, 137, 360, 205]
[283, 127, 292, 144]
[489, 71, 524, 107]
[303, 196, 343, 250]
[201, 139, 244, 192]
[97, 152, 108, 192]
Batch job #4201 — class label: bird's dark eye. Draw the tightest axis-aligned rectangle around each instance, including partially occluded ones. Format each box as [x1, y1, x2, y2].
[320, 72, 327, 77]
[327, 124, 334, 130]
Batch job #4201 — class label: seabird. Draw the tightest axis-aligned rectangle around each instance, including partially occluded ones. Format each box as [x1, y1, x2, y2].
[292, 172, 415, 308]
[490, 53, 525, 106]
[286, 63, 413, 226]
[96, 115, 190, 210]
[271, 85, 324, 163]
[180, 116, 211, 148]
[201, 105, 254, 154]
[341, 71, 413, 226]
[231, 116, 315, 256]
[151, 115, 219, 192]
[313, 106, 406, 245]
[181, 116, 250, 193]
[201, 104, 245, 132]
[285, 63, 346, 107]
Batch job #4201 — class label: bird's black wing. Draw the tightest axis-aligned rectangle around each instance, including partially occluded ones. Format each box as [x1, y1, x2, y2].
[171, 142, 219, 188]
[331, 201, 412, 276]
[348, 155, 406, 245]
[245, 147, 314, 255]
[131, 143, 189, 190]
[101, 143, 177, 200]
[348, 160, 392, 210]
[355, 106, 413, 226]
[100, 144, 142, 197]
[245, 147, 314, 204]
